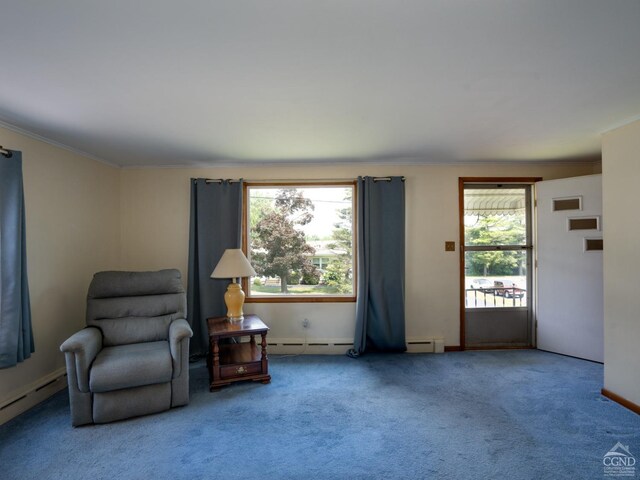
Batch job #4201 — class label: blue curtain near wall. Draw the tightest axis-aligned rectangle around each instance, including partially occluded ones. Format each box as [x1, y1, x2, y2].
[0, 150, 34, 368]
[349, 176, 406, 357]
[187, 179, 243, 356]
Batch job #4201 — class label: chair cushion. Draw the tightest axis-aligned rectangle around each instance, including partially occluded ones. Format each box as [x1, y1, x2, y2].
[90, 341, 172, 393]
[85, 270, 187, 347]
[88, 270, 185, 299]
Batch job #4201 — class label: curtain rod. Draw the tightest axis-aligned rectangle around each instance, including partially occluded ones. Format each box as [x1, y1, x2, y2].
[198, 176, 405, 184]
[0, 145, 13, 158]
[201, 178, 241, 184]
[370, 177, 406, 182]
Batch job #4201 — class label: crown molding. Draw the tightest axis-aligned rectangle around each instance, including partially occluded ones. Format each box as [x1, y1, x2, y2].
[0, 117, 602, 169]
[0, 119, 120, 168]
[121, 155, 601, 169]
[600, 114, 640, 135]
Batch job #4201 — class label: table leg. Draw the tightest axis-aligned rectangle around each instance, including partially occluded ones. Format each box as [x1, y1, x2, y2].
[261, 332, 269, 382]
[212, 336, 220, 386]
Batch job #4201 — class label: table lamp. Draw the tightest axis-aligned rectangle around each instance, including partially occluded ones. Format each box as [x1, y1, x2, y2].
[211, 249, 257, 321]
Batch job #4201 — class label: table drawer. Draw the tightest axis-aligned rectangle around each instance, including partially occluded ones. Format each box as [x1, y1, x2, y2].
[220, 362, 262, 379]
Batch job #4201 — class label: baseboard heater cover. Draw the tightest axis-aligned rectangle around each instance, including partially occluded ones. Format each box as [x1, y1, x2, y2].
[267, 338, 354, 355]
[0, 368, 68, 425]
[407, 337, 445, 353]
[267, 337, 445, 354]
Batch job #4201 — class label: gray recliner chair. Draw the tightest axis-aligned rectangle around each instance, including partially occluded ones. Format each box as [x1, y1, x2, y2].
[60, 269, 193, 426]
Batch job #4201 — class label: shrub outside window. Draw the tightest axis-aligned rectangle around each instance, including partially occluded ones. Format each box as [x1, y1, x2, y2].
[244, 183, 356, 302]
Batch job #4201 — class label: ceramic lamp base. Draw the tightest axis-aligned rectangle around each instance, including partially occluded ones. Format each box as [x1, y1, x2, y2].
[224, 281, 246, 321]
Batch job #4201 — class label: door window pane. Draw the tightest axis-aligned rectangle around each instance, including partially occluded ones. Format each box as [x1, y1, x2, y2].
[465, 251, 528, 308]
[464, 186, 529, 309]
[464, 189, 526, 247]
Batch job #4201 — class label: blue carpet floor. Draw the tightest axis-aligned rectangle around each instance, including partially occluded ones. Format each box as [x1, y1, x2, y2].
[1, 350, 639, 480]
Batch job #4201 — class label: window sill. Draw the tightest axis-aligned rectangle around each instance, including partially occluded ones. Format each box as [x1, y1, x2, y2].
[246, 296, 356, 303]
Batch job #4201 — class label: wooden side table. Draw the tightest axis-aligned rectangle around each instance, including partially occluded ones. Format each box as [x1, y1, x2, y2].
[207, 314, 271, 391]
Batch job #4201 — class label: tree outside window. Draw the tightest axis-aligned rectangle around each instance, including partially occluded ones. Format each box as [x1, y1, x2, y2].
[245, 184, 355, 300]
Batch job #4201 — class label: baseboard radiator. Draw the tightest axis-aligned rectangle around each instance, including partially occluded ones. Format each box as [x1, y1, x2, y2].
[267, 337, 444, 355]
[266, 338, 354, 355]
[0, 368, 68, 426]
[407, 337, 445, 353]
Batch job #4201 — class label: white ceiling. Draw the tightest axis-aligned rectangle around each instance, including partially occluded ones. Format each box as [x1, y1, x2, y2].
[1, 1, 639, 167]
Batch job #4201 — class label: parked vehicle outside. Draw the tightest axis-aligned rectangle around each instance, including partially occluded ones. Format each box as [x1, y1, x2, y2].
[470, 278, 493, 291]
[494, 280, 525, 298]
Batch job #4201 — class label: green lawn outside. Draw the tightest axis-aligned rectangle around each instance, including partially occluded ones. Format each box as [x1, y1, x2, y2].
[251, 284, 351, 295]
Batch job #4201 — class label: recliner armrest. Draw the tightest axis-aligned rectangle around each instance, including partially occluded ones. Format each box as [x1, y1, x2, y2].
[169, 319, 192, 378]
[170, 318, 193, 344]
[60, 327, 102, 354]
[60, 327, 103, 393]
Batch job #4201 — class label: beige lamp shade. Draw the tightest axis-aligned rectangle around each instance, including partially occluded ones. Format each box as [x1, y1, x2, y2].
[211, 249, 256, 321]
[211, 249, 257, 280]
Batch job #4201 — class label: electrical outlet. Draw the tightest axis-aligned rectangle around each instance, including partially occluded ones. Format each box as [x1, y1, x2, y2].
[302, 318, 310, 328]
[445, 241, 456, 251]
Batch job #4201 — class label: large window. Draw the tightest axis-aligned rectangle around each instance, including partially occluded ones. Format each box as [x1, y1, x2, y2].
[244, 183, 356, 302]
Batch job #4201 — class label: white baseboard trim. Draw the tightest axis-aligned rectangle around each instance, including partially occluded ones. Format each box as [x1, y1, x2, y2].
[267, 337, 445, 355]
[0, 367, 68, 426]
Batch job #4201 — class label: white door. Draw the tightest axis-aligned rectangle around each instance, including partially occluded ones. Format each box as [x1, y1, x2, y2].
[536, 174, 603, 362]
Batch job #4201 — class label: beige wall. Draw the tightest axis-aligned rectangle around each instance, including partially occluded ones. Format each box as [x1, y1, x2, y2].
[0, 130, 600, 409]
[0, 126, 121, 405]
[602, 119, 640, 406]
[120, 161, 599, 345]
